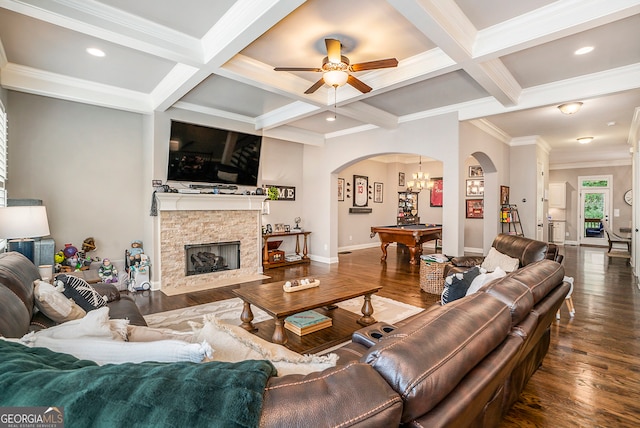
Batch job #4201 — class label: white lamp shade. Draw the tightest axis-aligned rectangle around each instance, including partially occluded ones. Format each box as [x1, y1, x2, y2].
[0, 206, 50, 239]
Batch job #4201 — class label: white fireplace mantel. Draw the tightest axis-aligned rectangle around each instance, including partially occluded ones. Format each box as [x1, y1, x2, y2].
[155, 193, 267, 212]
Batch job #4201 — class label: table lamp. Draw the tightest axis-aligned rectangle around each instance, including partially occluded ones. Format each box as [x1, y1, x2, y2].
[0, 206, 51, 263]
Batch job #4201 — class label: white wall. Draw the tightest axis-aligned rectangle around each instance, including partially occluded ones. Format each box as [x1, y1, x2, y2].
[459, 122, 511, 253]
[7, 92, 144, 261]
[301, 113, 462, 263]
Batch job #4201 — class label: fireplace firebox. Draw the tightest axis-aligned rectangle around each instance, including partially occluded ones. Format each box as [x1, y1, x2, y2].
[185, 241, 240, 276]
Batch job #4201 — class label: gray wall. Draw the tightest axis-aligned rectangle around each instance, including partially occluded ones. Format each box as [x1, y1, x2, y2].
[549, 165, 632, 243]
[7, 91, 144, 260]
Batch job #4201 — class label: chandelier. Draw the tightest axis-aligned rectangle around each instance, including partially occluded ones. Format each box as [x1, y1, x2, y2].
[406, 156, 430, 192]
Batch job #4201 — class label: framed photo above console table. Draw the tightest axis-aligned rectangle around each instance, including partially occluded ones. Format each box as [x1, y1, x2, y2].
[353, 175, 368, 207]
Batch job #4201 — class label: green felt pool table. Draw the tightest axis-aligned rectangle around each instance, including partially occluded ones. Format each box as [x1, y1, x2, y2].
[370, 224, 442, 265]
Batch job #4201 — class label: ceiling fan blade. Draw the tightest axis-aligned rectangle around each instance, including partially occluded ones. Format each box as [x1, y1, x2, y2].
[304, 78, 326, 94]
[347, 75, 372, 93]
[349, 58, 398, 72]
[274, 67, 322, 72]
[325, 39, 342, 63]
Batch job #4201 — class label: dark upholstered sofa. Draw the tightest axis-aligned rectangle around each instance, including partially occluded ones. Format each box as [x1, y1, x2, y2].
[0, 251, 146, 338]
[444, 233, 552, 277]
[1, 238, 568, 427]
[260, 251, 569, 426]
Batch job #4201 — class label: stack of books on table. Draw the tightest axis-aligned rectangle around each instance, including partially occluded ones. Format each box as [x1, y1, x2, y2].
[284, 310, 332, 336]
[420, 253, 449, 263]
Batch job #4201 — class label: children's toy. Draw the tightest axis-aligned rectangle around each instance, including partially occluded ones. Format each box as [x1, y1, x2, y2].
[125, 244, 150, 292]
[82, 237, 96, 253]
[128, 240, 144, 266]
[98, 258, 118, 284]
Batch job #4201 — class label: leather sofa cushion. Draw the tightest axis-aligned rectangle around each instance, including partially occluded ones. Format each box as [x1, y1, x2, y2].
[261, 362, 403, 427]
[0, 252, 40, 317]
[507, 259, 565, 304]
[479, 276, 534, 327]
[363, 293, 512, 423]
[492, 234, 548, 267]
[0, 285, 32, 338]
[107, 296, 147, 326]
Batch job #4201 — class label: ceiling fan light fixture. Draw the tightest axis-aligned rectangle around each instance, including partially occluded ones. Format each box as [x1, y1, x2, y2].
[323, 70, 349, 87]
[557, 102, 583, 115]
[577, 137, 593, 144]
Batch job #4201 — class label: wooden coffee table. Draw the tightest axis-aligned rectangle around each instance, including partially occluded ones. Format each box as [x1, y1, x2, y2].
[232, 280, 382, 346]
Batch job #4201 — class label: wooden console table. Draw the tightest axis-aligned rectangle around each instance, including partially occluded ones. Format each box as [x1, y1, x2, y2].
[262, 231, 311, 269]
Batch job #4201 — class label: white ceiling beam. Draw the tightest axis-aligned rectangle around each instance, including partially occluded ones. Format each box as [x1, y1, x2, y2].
[0, 63, 151, 113]
[475, 0, 640, 59]
[263, 125, 325, 146]
[255, 101, 322, 130]
[154, 0, 305, 111]
[0, 0, 203, 65]
[388, 0, 521, 106]
[337, 102, 398, 129]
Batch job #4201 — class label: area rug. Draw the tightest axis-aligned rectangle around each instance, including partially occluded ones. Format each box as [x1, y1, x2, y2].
[160, 274, 271, 296]
[144, 295, 423, 332]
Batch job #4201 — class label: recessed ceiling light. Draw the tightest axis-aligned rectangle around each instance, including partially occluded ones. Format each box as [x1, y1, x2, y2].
[574, 46, 594, 55]
[577, 137, 594, 144]
[86, 47, 105, 57]
[607, 121, 616, 127]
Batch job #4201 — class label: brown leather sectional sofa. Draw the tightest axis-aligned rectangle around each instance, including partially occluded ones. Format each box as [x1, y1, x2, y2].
[0, 251, 146, 338]
[260, 241, 569, 427]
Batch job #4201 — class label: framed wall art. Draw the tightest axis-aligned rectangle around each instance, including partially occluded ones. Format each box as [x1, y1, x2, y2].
[398, 172, 405, 186]
[466, 179, 484, 197]
[469, 165, 483, 177]
[430, 177, 443, 207]
[353, 175, 369, 207]
[466, 199, 484, 219]
[500, 185, 510, 205]
[374, 182, 384, 203]
[338, 177, 345, 201]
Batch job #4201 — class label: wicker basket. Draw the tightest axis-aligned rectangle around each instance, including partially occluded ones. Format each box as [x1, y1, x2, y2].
[420, 260, 449, 294]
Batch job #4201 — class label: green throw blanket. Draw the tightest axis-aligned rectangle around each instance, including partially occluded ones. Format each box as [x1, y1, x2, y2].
[0, 340, 276, 427]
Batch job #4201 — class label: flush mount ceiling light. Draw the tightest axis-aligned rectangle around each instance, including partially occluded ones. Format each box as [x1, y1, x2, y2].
[557, 102, 583, 115]
[86, 47, 105, 57]
[574, 46, 594, 55]
[577, 137, 594, 144]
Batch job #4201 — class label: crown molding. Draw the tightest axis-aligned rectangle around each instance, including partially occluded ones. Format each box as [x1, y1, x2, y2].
[468, 119, 511, 143]
[550, 158, 632, 170]
[1, 63, 150, 112]
[171, 101, 254, 125]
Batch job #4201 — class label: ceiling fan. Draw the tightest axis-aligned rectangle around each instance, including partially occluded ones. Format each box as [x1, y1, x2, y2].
[274, 38, 398, 94]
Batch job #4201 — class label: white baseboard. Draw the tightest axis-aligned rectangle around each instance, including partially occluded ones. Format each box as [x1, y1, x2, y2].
[337, 242, 380, 253]
[463, 247, 483, 255]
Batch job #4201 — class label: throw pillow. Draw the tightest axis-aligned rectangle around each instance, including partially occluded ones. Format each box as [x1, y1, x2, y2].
[441, 266, 481, 305]
[465, 267, 507, 296]
[55, 274, 108, 312]
[33, 280, 86, 323]
[21, 307, 127, 341]
[481, 247, 520, 272]
[194, 314, 337, 376]
[19, 336, 213, 365]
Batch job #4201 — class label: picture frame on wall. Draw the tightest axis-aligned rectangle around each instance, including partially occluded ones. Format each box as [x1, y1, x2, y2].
[430, 177, 443, 207]
[500, 185, 510, 205]
[466, 199, 484, 218]
[338, 177, 345, 201]
[374, 182, 384, 203]
[469, 165, 483, 177]
[466, 179, 484, 197]
[398, 172, 405, 186]
[353, 175, 369, 207]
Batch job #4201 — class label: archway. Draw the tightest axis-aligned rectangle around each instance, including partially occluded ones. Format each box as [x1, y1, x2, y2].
[467, 151, 499, 253]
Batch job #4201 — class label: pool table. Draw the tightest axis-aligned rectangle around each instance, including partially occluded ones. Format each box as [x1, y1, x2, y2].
[370, 224, 442, 265]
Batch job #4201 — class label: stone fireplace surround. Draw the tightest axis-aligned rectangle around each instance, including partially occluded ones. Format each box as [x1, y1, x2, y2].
[153, 193, 265, 294]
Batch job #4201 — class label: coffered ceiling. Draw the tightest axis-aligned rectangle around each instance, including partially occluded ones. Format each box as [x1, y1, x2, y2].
[1, 0, 639, 167]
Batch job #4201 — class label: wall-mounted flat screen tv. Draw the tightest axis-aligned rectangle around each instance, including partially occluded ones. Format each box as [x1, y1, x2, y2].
[167, 120, 262, 186]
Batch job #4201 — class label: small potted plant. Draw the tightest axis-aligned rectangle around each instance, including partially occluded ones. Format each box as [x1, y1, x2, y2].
[267, 186, 279, 200]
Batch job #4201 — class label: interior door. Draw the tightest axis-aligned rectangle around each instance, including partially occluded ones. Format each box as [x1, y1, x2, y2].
[579, 188, 610, 246]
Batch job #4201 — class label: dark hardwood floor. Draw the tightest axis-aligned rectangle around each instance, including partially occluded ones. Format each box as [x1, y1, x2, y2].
[129, 244, 639, 427]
